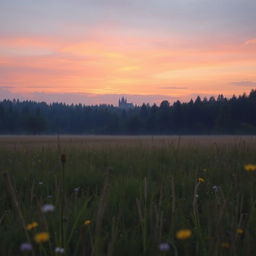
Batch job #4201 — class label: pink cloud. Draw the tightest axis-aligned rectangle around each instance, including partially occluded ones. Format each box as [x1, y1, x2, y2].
[245, 38, 256, 45]
[0, 32, 256, 102]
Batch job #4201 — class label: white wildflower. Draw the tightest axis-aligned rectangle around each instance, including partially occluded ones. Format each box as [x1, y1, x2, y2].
[55, 247, 65, 254]
[212, 185, 220, 192]
[74, 187, 80, 193]
[41, 204, 55, 213]
[159, 243, 170, 251]
[20, 243, 32, 251]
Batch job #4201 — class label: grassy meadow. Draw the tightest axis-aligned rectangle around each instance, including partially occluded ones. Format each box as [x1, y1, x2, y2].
[1, 135, 256, 256]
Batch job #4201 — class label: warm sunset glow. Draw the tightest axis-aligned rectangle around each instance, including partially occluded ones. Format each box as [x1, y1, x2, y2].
[1, 0, 256, 105]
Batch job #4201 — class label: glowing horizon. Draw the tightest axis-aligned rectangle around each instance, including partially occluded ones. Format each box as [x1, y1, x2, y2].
[1, 0, 256, 105]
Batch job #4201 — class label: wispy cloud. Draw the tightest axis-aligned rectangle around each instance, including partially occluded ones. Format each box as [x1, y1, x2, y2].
[0, 86, 14, 89]
[231, 81, 256, 87]
[159, 86, 187, 90]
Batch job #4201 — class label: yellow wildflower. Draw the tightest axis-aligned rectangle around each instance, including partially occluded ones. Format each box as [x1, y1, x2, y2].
[220, 242, 230, 248]
[197, 177, 205, 183]
[84, 220, 91, 225]
[34, 232, 49, 243]
[244, 164, 256, 172]
[26, 222, 38, 231]
[236, 228, 244, 235]
[176, 229, 192, 240]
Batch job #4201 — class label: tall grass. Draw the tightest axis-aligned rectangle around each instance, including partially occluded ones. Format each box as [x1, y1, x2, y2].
[1, 135, 256, 255]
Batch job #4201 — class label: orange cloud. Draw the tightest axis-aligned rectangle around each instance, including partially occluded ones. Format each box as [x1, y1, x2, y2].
[0, 32, 256, 101]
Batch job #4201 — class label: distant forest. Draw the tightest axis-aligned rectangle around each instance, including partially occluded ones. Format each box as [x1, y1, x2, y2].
[1, 90, 256, 134]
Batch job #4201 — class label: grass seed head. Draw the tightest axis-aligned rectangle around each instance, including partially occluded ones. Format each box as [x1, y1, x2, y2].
[61, 153, 66, 164]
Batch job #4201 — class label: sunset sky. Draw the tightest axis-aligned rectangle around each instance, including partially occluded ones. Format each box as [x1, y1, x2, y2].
[0, 0, 256, 105]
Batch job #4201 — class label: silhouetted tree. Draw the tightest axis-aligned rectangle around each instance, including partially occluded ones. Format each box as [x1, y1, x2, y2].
[1, 90, 256, 134]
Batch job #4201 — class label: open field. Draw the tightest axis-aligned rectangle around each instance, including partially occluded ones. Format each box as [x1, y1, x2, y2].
[1, 135, 256, 256]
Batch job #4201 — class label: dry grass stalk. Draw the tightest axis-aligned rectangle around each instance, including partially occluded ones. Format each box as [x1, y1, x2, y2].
[2, 172, 35, 256]
[193, 182, 201, 227]
[107, 216, 118, 256]
[94, 168, 111, 256]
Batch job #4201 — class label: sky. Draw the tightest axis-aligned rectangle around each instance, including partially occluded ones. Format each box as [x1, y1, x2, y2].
[0, 0, 256, 105]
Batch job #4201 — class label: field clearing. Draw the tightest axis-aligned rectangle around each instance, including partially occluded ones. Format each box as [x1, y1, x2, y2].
[1, 135, 256, 256]
[1, 135, 256, 148]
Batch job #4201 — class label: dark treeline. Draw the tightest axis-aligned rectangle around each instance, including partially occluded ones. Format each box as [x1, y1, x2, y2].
[1, 90, 256, 134]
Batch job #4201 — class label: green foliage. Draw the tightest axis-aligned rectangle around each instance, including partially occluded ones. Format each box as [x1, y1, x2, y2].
[1, 136, 256, 255]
